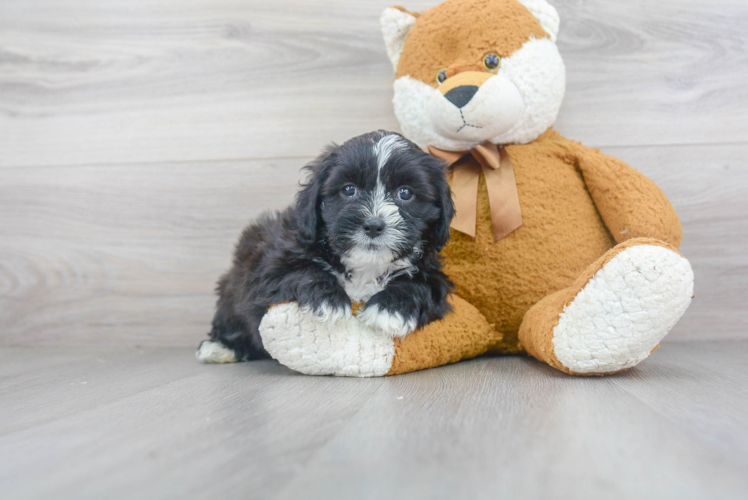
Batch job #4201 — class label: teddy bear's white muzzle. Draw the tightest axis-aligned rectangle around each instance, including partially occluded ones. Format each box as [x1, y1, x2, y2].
[429, 74, 525, 143]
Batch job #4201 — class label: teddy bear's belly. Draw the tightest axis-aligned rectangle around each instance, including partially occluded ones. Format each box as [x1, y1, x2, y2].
[441, 151, 614, 353]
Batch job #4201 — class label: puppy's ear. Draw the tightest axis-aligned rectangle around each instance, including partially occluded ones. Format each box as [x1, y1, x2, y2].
[295, 145, 338, 245]
[432, 162, 455, 252]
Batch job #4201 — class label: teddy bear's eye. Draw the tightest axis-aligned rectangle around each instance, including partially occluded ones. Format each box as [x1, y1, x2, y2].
[436, 69, 448, 84]
[483, 53, 501, 70]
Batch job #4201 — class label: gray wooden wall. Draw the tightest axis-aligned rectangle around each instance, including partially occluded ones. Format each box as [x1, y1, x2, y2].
[1, 0, 746, 346]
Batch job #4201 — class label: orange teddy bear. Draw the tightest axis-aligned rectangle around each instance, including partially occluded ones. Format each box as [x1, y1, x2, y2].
[252, 0, 694, 377]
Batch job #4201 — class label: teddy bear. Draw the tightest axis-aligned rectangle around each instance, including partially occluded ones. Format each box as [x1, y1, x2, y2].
[256, 0, 694, 377]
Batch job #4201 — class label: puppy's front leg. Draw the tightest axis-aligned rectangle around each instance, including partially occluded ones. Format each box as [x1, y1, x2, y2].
[358, 281, 428, 338]
[292, 269, 352, 323]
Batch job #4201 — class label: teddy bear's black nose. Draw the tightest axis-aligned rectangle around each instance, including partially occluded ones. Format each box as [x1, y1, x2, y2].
[444, 85, 479, 109]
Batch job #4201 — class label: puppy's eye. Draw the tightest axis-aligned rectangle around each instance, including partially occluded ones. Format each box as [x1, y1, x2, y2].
[396, 187, 414, 202]
[483, 53, 501, 71]
[341, 185, 358, 198]
[436, 69, 448, 85]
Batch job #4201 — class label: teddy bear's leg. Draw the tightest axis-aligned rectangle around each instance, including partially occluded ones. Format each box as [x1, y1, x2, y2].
[258, 295, 497, 377]
[385, 295, 499, 375]
[518, 238, 694, 376]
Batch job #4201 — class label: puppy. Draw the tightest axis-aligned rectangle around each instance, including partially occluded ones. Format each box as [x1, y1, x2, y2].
[197, 131, 455, 363]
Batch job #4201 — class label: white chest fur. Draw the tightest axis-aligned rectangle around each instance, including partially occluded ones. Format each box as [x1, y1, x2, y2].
[338, 248, 416, 303]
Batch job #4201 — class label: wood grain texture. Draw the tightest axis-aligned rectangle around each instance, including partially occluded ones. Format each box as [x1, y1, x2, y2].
[1, 143, 745, 346]
[605, 143, 748, 341]
[1, 2, 746, 498]
[0, 347, 386, 500]
[553, 0, 748, 148]
[1, 0, 747, 168]
[0, 346, 202, 435]
[1, 342, 746, 499]
[0, 0, 746, 345]
[0, 158, 304, 346]
[276, 347, 748, 500]
[611, 342, 748, 457]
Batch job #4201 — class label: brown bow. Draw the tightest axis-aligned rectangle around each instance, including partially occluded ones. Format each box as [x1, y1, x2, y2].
[429, 142, 522, 242]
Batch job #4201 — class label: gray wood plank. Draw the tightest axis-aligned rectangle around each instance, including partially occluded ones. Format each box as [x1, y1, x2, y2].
[0, 158, 303, 346]
[0, 347, 385, 500]
[2, 143, 745, 346]
[1, 343, 746, 500]
[274, 349, 748, 500]
[605, 143, 748, 341]
[0, 347, 202, 435]
[553, 0, 748, 148]
[1, 0, 747, 168]
[612, 342, 748, 457]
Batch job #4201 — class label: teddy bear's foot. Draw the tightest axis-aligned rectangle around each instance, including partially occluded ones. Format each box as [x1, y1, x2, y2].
[259, 303, 396, 377]
[520, 238, 694, 375]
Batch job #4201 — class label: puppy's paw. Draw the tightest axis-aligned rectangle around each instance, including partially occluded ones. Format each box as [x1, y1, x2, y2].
[297, 281, 352, 324]
[300, 301, 352, 323]
[358, 304, 417, 338]
[196, 340, 237, 364]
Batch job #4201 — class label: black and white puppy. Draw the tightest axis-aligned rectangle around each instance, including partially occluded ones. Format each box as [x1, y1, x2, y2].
[197, 131, 455, 363]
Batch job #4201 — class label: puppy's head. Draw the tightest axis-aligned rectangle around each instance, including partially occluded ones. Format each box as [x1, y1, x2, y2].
[381, 0, 565, 150]
[295, 131, 454, 262]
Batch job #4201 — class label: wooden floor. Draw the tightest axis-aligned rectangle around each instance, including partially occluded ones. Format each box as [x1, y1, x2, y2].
[1, 0, 747, 346]
[0, 342, 746, 499]
[2, 0, 748, 498]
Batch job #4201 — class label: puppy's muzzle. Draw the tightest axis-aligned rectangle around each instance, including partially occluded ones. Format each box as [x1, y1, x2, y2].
[439, 72, 493, 109]
[362, 218, 385, 239]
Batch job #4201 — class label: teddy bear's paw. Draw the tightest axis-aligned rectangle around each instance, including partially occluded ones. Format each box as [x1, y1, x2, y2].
[299, 301, 352, 324]
[259, 302, 395, 377]
[195, 340, 237, 364]
[552, 244, 694, 374]
[357, 304, 418, 339]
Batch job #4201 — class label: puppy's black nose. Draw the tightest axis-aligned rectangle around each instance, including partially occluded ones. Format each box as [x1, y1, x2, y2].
[444, 85, 479, 109]
[362, 218, 385, 239]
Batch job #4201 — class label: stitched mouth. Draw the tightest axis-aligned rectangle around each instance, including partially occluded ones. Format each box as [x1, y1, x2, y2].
[456, 109, 482, 133]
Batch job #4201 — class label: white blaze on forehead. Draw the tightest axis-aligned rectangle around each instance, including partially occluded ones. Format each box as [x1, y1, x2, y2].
[366, 134, 407, 236]
[373, 134, 407, 173]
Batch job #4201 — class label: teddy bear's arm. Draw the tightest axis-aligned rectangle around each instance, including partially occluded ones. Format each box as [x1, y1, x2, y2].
[568, 142, 683, 248]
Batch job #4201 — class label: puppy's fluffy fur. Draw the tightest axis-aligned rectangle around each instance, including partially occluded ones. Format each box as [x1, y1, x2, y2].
[197, 131, 455, 363]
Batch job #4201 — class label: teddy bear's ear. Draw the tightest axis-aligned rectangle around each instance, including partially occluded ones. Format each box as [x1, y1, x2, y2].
[517, 0, 560, 42]
[380, 6, 419, 70]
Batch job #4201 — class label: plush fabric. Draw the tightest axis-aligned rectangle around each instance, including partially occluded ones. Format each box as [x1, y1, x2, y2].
[256, 0, 694, 377]
[387, 295, 498, 375]
[390, 29, 566, 149]
[440, 130, 686, 353]
[393, 0, 550, 83]
[259, 295, 495, 377]
[519, 238, 692, 375]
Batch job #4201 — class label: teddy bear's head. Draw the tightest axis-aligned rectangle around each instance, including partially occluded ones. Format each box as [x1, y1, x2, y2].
[381, 0, 565, 151]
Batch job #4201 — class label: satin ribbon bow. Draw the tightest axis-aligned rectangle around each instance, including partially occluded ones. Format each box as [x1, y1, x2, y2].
[429, 142, 523, 242]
